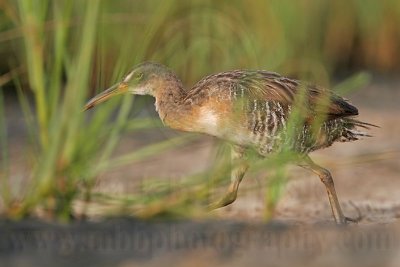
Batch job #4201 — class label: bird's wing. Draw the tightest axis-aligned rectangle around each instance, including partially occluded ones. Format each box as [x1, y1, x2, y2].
[189, 70, 358, 120]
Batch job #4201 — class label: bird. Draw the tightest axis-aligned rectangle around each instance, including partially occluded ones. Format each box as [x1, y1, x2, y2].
[85, 62, 375, 224]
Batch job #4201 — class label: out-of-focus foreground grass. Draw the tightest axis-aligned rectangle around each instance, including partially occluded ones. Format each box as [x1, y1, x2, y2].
[0, 0, 399, 221]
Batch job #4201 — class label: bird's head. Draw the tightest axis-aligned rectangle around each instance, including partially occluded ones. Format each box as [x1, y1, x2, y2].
[84, 62, 173, 110]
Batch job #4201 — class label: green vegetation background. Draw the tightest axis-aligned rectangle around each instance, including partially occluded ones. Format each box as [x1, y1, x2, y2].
[0, 0, 399, 220]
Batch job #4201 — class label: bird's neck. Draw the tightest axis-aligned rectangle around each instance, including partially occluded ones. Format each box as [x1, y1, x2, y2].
[154, 78, 194, 131]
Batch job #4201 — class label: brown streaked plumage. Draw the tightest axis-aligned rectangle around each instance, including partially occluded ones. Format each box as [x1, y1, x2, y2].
[85, 62, 376, 224]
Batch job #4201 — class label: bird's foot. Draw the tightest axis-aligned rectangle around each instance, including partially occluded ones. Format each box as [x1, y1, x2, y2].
[207, 192, 237, 211]
[342, 215, 362, 224]
[207, 202, 221, 211]
[338, 202, 363, 225]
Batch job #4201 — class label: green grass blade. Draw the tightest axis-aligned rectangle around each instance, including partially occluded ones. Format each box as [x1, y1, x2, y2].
[0, 88, 10, 206]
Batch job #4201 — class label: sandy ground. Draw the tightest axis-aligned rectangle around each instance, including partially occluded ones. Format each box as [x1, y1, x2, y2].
[2, 78, 400, 266]
[4, 78, 400, 222]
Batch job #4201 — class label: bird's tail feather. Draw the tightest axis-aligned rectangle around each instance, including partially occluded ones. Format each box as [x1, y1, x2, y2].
[340, 119, 378, 142]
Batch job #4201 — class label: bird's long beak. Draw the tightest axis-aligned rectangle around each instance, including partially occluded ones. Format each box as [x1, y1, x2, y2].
[84, 82, 128, 111]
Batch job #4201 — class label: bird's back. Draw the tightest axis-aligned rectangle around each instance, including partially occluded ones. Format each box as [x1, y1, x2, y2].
[183, 70, 370, 155]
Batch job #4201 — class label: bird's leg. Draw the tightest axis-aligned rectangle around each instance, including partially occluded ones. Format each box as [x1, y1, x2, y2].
[208, 145, 249, 210]
[298, 156, 361, 225]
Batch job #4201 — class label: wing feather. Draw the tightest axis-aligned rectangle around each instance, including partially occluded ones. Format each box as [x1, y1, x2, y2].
[189, 70, 358, 120]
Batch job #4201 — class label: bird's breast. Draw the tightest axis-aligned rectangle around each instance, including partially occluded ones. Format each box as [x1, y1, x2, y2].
[190, 96, 239, 137]
[196, 107, 220, 134]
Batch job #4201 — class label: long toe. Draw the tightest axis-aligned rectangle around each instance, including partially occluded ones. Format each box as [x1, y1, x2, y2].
[344, 215, 363, 224]
[207, 193, 237, 211]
